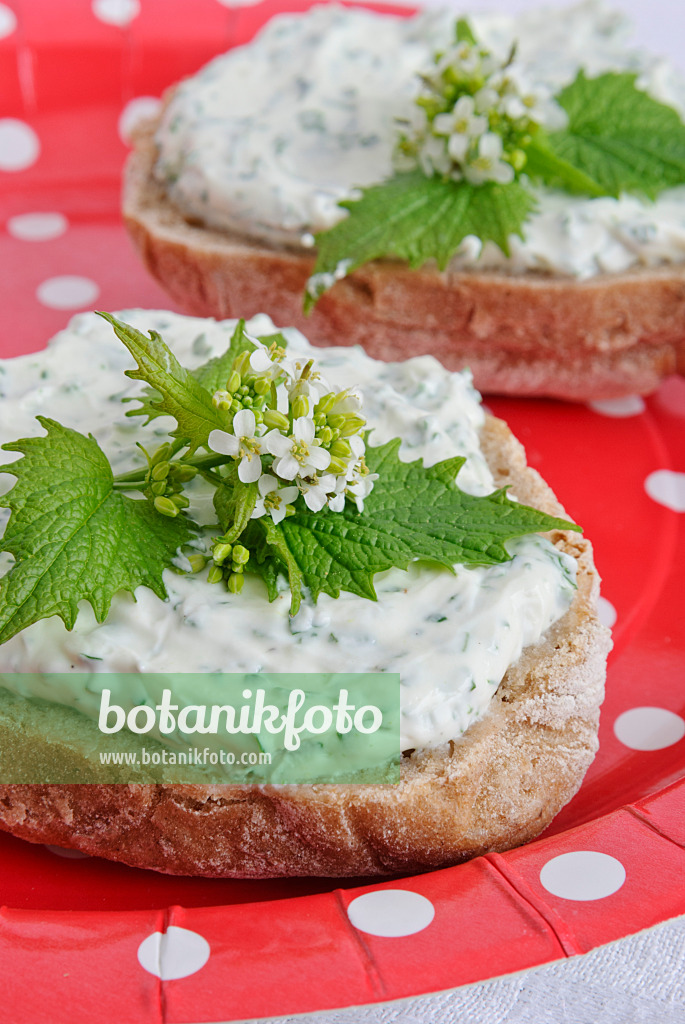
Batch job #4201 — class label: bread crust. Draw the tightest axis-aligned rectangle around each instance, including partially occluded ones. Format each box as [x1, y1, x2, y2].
[0, 414, 611, 877]
[123, 116, 685, 402]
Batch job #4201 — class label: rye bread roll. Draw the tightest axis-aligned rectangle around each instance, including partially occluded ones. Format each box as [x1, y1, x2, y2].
[0, 414, 611, 878]
[123, 114, 685, 404]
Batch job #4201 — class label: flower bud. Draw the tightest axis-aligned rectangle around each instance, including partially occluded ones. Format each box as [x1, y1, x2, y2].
[172, 464, 197, 483]
[291, 395, 309, 419]
[227, 572, 245, 594]
[339, 415, 366, 437]
[227, 370, 242, 393]
[187, 554, 207, 574]
[169, 493, 189, 509]
[207, 564, 224, 585]
[151, 443, 172, 466]
[232, 544, 250, 565]
[213, 542, 233, 565]
[315, 392, 337, 415]
[232, 350, 251, 376]
[328, 456, 348, 476]
[263, 409, 290, 431]
[253, 377, 271, 396]
[151, 461, 170, 481]
[151, 480, 167, 496]
[510, 148, 527, 171]
[213, 389, 232, 411]
[330, 439, 351, 459]
[154, 496, 179, 517]
[317, 426, 334, 445]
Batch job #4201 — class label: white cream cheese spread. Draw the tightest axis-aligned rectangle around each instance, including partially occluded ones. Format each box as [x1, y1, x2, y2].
[153, 1, 685, 279]
[0, 311, 576, 750]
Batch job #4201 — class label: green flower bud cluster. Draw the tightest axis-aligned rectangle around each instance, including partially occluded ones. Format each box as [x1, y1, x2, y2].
[208, 537, 250, 593]
[397, 20, 565, 187]
[144, 443, 198, 519]
[211, 348, 274, 428]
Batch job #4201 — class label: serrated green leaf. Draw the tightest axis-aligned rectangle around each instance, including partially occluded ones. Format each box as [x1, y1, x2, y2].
[192, 319, 256, 396]
[126, 322, 285, 426]
[0, 418, 196, 645]
[97, 312, 226, 450]
[213, 465, 258, 544]
[263, 439, 580, 611]
[541, 71, 685, 198]
[304, 172, 536, 310]
[240, 520, 283, 602]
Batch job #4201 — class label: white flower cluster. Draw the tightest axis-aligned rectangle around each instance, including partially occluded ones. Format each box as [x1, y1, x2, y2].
[400, 31, 567, 185]
[207, 337, 377, 524]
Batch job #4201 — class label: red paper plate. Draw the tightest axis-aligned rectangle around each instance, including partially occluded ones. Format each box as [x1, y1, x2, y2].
[1, 2, 684, 1021]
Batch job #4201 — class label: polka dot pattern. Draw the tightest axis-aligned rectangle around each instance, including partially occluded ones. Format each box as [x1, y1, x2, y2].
[589, 395, 646, 418]
[0, 119, 40, 172]
[347, 889, 435, 937]
[614, 707, 685, 751]
[539, 851, 626, 901]
[596, 596, 617, 629]
[118, 97, 162, 143]
[137, 926, 210, 980]
[0, 3, 17, 38]
[645, 469, 685, 512]
[44, 844, 92, 859]
[0, 4, 683, 1016]
[36, 275, 100, 309]
[7, 212, 68, 241]
[92, 0, 139, 26]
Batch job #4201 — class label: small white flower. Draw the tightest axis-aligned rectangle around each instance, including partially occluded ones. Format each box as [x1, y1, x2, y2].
[434, 95, 488, 166]
[418, 133, 452, 178]
[208, 408, 265, 484]
[265, 417, 331, 481]
[300, 473, 336, 512]
[346, 469, 379, 513]
[250, 474, 299, 525]
[464, 132, 514, 185]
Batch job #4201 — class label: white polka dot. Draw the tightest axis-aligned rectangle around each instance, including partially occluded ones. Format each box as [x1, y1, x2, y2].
[347, 889, 435, 937]
[36, 275, 100, 310]
[645, 470, 685, 513]
[0, 119, 40, 172]
[215, 0, 266, 7]
[614, 706, 685, 751]
[137, 926, 210, 980]
[7, 212, 68, 241]
[0, 4, 17, 38]
[540, 851, 626, 901]
[596, 596, 617, 629]
[44, 844, 91, 859]
[118, 97, 162, 143]
[92, 0, 139, 26]
[589, 395, 646, 418]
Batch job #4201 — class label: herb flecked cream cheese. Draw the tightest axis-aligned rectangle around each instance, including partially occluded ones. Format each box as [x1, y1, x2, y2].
[0, 312, 577, 752]
[153, 1, 685, 278]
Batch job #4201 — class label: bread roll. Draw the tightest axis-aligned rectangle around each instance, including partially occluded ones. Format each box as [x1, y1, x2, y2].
[0, 414, 611, 877]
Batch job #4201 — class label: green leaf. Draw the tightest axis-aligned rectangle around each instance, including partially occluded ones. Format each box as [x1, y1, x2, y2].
[213, 465, 258, 544]
[97, 312, 226, 451]
[192, 319, 256, 396]
[0, 418, 196, 645]
[264, 439, 580, 611]
[541, 71, 685, 198]
[126, 322, 287, 426]
[240, 520, 283, 602]
[455, 18, 476, 44]
[525, 135, 607, 197]
[304, 172, 536, 310]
